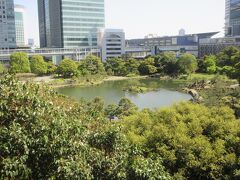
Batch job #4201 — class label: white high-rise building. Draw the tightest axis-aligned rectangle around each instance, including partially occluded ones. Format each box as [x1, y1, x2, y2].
[98, 29, 125, 61]
[0, 0, 16, 49]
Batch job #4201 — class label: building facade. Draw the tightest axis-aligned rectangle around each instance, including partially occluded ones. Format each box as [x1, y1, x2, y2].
[38, 0, 105, 48]
[98, 29, 125, 61]
[225, 0, 240, 36]
[14, 5, 25, 47]
[199, 37, 240, 57]
[0, 0, 16, 49]
[126, 32, 218, 57]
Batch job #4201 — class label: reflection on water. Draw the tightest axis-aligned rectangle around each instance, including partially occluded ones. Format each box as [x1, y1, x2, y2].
[57, 78, 192, 109]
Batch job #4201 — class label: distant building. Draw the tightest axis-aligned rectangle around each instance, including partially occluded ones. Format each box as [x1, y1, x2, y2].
[144, 34, 158, 39]
[126, 32, 218, 57]
[199, 37, 240, 57]
[179, 29, 186, 36]
[98, 29, 125, 61]
[38, 0, 105, 48]
[0, 0, 16, 49]
[14, 4, 25, 47]
[225, 0, 240, 36]
[28, 38, 35, 47]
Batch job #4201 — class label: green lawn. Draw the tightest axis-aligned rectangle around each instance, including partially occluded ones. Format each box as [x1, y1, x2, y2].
[186, 73, 229, 81]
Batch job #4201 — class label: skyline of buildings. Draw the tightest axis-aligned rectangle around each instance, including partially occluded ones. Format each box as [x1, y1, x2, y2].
[0, 0, 239, 60]
[38, 0, 105, 48]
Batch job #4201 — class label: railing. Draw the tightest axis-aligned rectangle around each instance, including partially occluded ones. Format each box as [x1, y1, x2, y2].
[0, 48, 101, 56]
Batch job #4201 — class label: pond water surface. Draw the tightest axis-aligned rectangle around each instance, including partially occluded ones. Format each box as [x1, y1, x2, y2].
[57, 78, 192, 109]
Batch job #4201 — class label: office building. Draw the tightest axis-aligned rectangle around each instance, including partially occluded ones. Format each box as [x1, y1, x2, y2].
[225, 0, 240, 36]
[126, 32, 218, 57]
[0, 0, 16, 49]
[38, 0, 105, 48]
[98, 29, 125, 61]
[199, 37, 240, 57]
[14, 5, 25, 47]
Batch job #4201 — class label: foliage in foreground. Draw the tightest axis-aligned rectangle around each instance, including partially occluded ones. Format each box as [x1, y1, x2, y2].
[0, 75, 169, 179]
[122, 103, 240, 179]
[0, 75, 239, 179]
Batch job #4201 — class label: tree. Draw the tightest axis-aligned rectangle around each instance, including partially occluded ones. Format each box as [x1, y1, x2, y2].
[178, 53, 198, 74]
[10, 52, 30, 73]
[57, 59, 78, 78]
[138, 57, 157, 75]
[203, 55, 217, 74]
[104, 57, 128, 76]
[30, 55, 48, 75]
[79, 55, 105, 75]
[125, 58, 140, 75]
[217, 46, 239, 67]
[0, 75, 170, 179]
[46, 61, 57, 75]
[155, 52, 178, 75]
[122, 102, 240, 179]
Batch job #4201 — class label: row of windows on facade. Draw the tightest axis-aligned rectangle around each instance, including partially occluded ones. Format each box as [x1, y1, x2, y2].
[63, 7, 104, 12]
[0, 37, 15, 42]
[62, 2, 104, 7]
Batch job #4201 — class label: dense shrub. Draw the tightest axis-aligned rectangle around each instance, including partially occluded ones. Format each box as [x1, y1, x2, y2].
[122, 102, 240, 179]
[10, 52, 30, 73]
[0, 75, 170, 179]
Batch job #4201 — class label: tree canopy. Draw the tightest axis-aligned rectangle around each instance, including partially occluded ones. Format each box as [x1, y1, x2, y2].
[178, 53, 198, 74]
[57, 58, 78, 78]
[122, 102, 240, 179]
[79, 55, 105, 75]
[30, 55, 48, 75]
[10, 52, 31, 73]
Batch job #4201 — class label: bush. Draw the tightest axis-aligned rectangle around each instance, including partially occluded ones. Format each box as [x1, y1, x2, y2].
[56, 59, 78, 78]
[30, 55, 48, 75]
[79, 55, 105, 75]
[122, 102, 240, 179]
[178, 53, 198, 74]
[10, 52, 30, 73]
[0, 75, 170, 179]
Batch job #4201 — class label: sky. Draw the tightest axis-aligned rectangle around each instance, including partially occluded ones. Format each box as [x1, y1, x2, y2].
[14, 0, 225, 46]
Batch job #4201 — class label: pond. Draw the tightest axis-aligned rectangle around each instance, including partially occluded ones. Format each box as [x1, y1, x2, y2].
[56, 78, 192, 109]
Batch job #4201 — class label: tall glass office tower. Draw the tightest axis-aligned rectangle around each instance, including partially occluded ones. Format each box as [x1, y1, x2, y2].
[14, 5, 25, 47]
[38, 0, 105, 48]
[0, 0, 16, 49]
[225, 0, 240, 36]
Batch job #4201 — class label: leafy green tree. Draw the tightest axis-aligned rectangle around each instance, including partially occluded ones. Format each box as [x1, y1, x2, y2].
[217, 46, 239, 67]
[122, 102, 240, 179]
[30, 55, 48, 75]
[57, 58, 78, 78]
[125, 58, 140, 75]
[138, 57, 157, 75]
[0, 75, 170, 179]
[203, 55, 217, 74]
[10, 52, 30, 73]
[79, 55, 105, 75]
[155, 52, 178, 75]
[178, 53, 198, 74]
[46, 61, 57, 75]
[104, 57, 128, 76]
